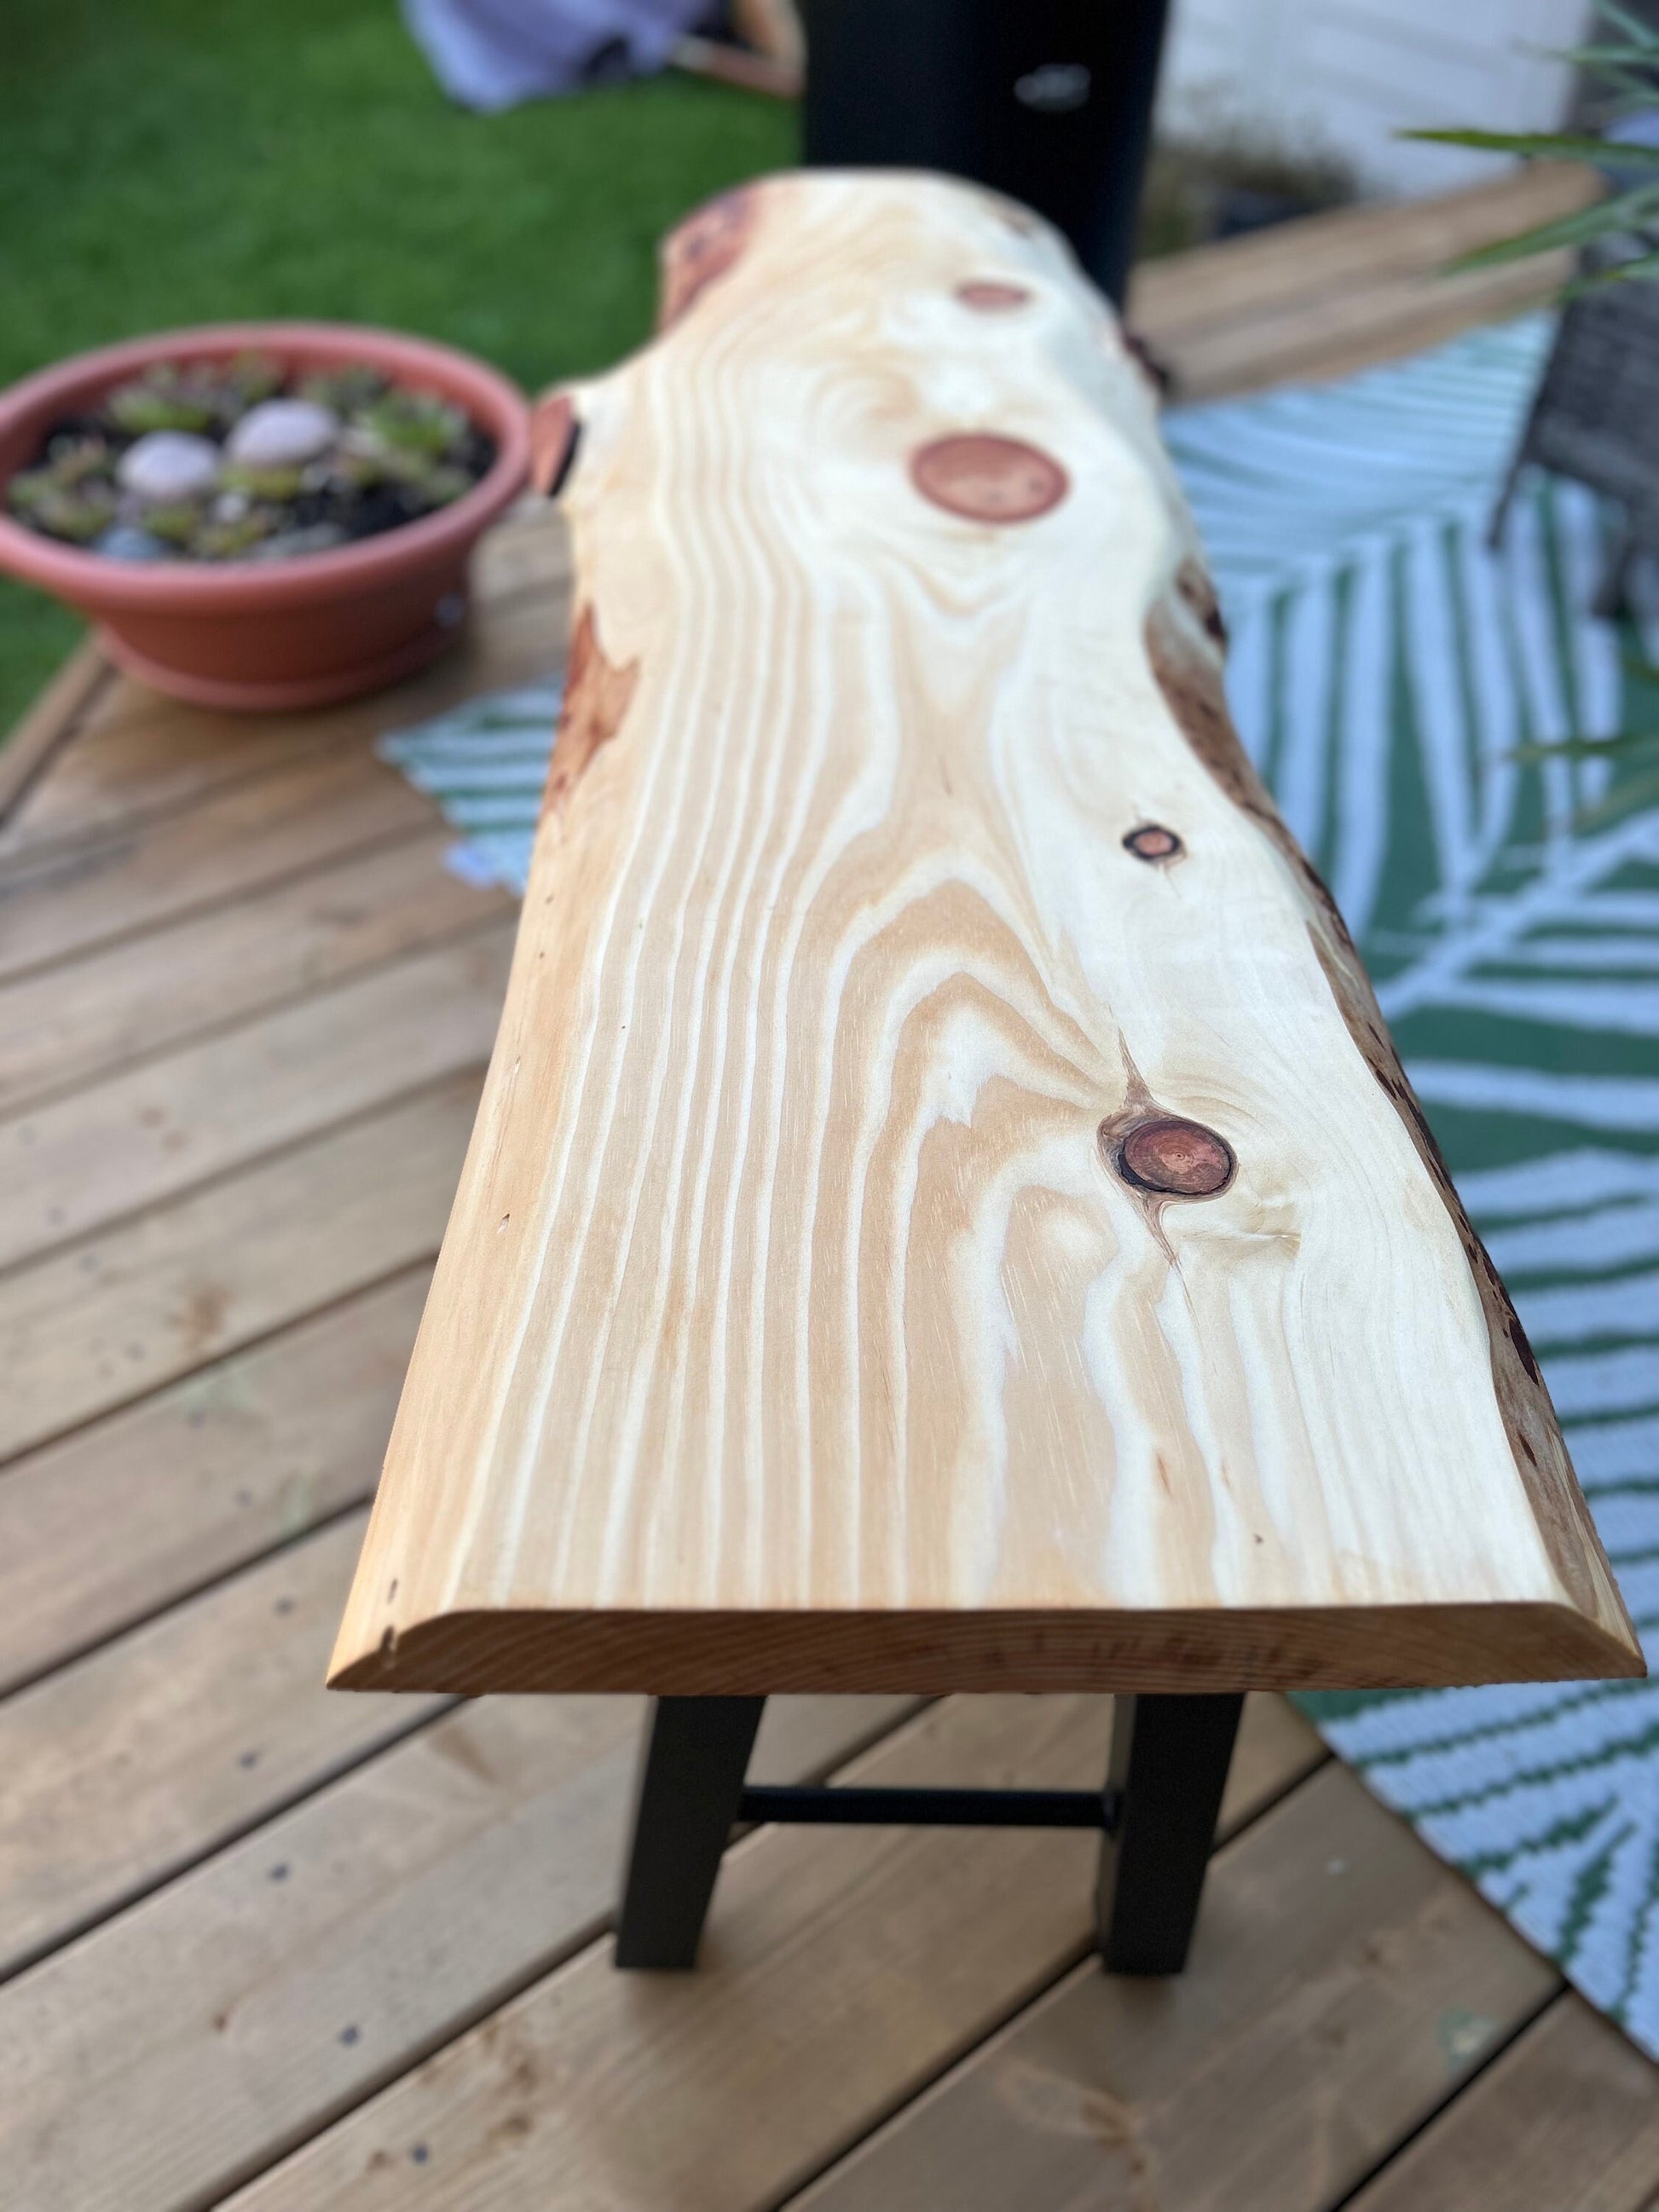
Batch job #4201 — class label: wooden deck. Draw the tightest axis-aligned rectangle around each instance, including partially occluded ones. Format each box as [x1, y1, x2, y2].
[1, 165, 1650, 2212]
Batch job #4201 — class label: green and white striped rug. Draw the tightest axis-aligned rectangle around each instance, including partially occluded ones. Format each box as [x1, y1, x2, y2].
[382, 316, 1659, 2051]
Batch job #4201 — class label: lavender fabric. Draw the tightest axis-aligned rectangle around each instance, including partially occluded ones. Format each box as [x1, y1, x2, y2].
[402, 0, 707, 107]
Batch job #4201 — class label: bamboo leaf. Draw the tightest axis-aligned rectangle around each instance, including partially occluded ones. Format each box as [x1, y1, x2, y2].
[1593, 0, 1659, 52]
[1573, 766, 1659, 829]
[1440, 188, 1659, 274]
[1510, 731, 1659, 764]
[1402, 127, 1659, 162]
[1564, 244, 1659, 292]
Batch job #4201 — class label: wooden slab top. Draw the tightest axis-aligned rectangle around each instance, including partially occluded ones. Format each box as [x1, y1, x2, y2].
[332, 170, 1639, 1698]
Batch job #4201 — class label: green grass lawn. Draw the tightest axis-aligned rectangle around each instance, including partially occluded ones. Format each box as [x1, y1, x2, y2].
[0, 0, 798, 734]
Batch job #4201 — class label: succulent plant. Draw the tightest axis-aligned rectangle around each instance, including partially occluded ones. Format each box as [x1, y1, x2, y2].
[218, 459, 307, 502]
[12, 477, 118, 542]
[142, 500, 211, 548]
[222, 352, 286, 409]
[105, 367, 222, 436]
[10, 352, 490, 564]
[192, 506, 280, 558]
[249, 521, 349, 560]
[297, 364, 390, 416]
[42, 434, 117, 488]
[359, 390, 469, 459]
[415, 463, 473, 506]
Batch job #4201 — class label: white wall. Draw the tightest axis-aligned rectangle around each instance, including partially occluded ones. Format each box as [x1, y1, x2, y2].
[1155, 0, 1592, 196]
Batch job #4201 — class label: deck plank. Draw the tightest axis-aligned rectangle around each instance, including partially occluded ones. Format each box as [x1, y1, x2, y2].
[1130, 164, 1592, 397]
[0, 744, 452, 984]
[1346, 1995, 1659, 2212]
[0, 584, 561, 868]
[218, 1695, 1316, 2212]
[0, 921, 512, 1270]
[0, 1070, 481, 1464]
[0, 642, 111, 825]
[0, 828, 507, 1112]
[1141, 256, 1575, 404]
[790, 1760, 1558, 2212]
[0, 1692, 914, 2212]
[0, 1513, 440, 1981]
[0, 1270, 429, 1695]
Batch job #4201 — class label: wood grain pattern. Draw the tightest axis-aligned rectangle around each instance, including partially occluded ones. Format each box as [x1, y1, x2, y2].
[0, 640, 110, 828]
[332, 170, 1637, 1698]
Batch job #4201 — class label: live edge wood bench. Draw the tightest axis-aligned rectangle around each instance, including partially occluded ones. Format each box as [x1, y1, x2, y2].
[330, 170, 1641, 1978]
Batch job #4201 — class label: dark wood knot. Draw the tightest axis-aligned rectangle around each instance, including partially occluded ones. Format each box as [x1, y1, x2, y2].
[1108, 1116, 1235, 1198]
[910, 434, 1068, 523]
[955, 280, 1032, 311]
[1124, 823, 1182, 862]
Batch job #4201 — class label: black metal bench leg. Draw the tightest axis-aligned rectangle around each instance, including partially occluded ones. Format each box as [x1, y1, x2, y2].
[614, 1695, 766, 1968]
[1095, 1691, 1242, 1975]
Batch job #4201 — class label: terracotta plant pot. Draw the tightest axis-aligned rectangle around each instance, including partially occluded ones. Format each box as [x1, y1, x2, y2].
[0, 323, 531, 712]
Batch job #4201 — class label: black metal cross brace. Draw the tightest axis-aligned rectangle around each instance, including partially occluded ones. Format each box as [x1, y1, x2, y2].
[613, 1691, 1242, 1977]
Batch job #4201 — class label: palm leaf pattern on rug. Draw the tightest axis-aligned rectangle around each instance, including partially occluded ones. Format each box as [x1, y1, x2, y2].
[383, 315, 1659, 2049]
[1167, 318, 1659, 2050]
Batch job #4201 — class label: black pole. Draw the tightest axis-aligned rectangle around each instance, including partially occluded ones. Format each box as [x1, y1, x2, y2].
[799, 0, 1172, 304]
[1095, 1692, 1242, 1974]
[614, 1696, 766, 1968]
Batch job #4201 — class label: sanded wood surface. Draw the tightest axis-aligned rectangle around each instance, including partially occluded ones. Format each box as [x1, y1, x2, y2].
[2, 174, 1652, 2212]
[333, 170, 1636, 1700]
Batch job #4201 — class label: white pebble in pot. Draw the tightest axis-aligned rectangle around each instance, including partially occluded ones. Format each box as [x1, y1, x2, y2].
[227, 398, 340, 469]
[118, 431, 221, 504]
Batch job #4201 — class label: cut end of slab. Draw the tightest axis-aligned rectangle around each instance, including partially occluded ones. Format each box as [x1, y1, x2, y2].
[329, 1600, 1645, 1698]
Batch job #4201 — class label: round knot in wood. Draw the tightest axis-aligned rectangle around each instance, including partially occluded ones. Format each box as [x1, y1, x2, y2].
[1124, 823, 1182, 862]
[955, 280, 1032, 311]
[1112, 1116, 1234, 1198]
[910, 434, 1068, 523]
